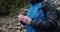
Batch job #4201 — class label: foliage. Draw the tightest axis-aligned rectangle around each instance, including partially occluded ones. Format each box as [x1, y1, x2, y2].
[0, 0, 29, 16]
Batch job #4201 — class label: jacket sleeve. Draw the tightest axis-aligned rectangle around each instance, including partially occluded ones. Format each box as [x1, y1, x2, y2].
[30, 9, 58, 30]
[20, 21, 26, 25]
[30, 1, 58, 30]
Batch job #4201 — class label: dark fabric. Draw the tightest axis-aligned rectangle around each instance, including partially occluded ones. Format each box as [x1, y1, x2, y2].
[29, 0, 43, 5]
[20, 21, 26, 25]
[57, 11, 60, 21]
[30, 0, 37, 4]
[30, 0, 58, 32]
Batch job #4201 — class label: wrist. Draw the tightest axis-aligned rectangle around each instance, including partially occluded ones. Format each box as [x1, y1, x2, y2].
[27, 18, 31, 24]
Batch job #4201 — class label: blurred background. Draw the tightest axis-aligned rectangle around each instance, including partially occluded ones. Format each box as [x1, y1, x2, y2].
[0, 0, 60, 32]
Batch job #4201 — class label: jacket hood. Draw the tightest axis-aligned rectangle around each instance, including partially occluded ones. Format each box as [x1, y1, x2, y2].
[30, 0, 37, 4]
[26, 0, 38, 5]
[26, 0, 44, 5]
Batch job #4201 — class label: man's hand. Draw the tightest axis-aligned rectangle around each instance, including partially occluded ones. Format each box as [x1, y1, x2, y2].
[18, 14, 31, 24]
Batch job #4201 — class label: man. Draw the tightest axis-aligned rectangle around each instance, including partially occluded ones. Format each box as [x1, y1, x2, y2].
[18, 0, 58, 32]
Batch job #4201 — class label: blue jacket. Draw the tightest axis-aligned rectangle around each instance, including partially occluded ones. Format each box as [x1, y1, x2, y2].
[26, 0, 58, 32]
[27, 2, 45, 32]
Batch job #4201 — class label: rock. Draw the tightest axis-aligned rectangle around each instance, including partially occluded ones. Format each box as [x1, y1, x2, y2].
[56, 7, 60, 11]
[0, 27, 2, 30]
[17, 30, 20, 32]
